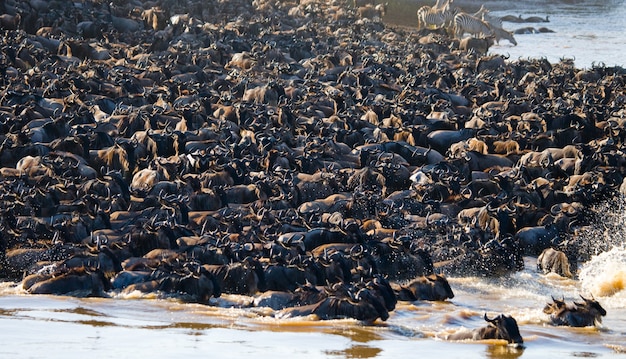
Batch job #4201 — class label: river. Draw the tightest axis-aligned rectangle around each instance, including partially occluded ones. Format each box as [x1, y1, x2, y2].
[384, 0, 626, 69]
[2, 198, 626, 358]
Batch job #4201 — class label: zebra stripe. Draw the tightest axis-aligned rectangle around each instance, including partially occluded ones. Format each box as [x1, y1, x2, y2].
[453, 12, 493, 38]
[468, 5, 517, 45]
[484, 14, 503, 29]
[417, 8, 445, 29]
[441, 3, 459, 28]
[417, 0, 457, 30]
[472, 5, 504, 30]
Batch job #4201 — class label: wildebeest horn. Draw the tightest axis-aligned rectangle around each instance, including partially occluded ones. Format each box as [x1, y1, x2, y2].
[461, 187, 472, 199]
[505, 202, 517, 213]
[101, 198, 112, 213]
[550, 203, 562, 216]
[328, 212, 343, 226]
[319, 249, 331, 266]
[350, 244, 364, 259]
[484, 313, 493, 322]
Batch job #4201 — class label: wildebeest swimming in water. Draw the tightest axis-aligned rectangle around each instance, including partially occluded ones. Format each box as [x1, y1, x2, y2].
[392, 273, 454, 301]
[446, 314, 524, 347]
[276, 275, 397, 323]
[543, 296, 607, 327]
[22, 266, 110, 297]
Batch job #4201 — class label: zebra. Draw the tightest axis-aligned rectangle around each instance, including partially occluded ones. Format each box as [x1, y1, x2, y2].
[417, 6, 445, 29]
[440, 0, 459, 29]
[482, 13, 503, 30]
[453, 12, 493, 39]
[491, 26, 517, 46]
[473, 5, 503, 29]
[417, 0, 457, 30]
[471, 5, 516, 45]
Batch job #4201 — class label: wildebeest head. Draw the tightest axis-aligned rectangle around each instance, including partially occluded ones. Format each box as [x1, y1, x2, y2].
[576, 295, 607, 318]
[176, 267, 221, 303]
[545, 295, 606, 327]
[543, 296, 567, 315]
[396, 273, 454, 301]
[483, 314, 524, 346]
[427, 274, 454, 300]
[367, 274, 397, 312]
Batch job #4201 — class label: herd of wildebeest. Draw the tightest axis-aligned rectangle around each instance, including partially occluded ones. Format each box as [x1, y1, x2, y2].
[0, 0, 623, 345]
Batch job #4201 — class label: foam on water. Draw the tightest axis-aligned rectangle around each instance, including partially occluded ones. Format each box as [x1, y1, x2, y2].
[579, 246, 626, 300]
[571, 197, 626, 308]
[0, 281, 22, 296]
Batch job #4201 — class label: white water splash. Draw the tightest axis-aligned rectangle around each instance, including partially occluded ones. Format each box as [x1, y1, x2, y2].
[579, 246, 626, 300]
[574, 197, 626, 309]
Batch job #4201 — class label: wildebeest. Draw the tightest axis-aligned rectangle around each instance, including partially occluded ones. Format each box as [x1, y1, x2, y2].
[459, 37, 494, 55]
[357, 3, 387, 20]
[22, 267, 109, 296]
[447, 314, 524, 347]
[263, 262, 319, 292]
[515, 224, 560, 255]
[543, 296, 607, 327]
[393, 274, 454, 301]
[203, 258, 267, 295]
[0, 13, 20, 30]
[118, 264, 222, 303]
[88, 141, 136, 181]
[537, 248, 573, 277]
[277, 275, 396, 323]
[3, 0, 626, 339]
[427, 129, 475, 155]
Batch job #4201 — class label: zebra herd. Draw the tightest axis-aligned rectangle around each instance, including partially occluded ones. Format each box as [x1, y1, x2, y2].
[417, 1, 517, 46]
